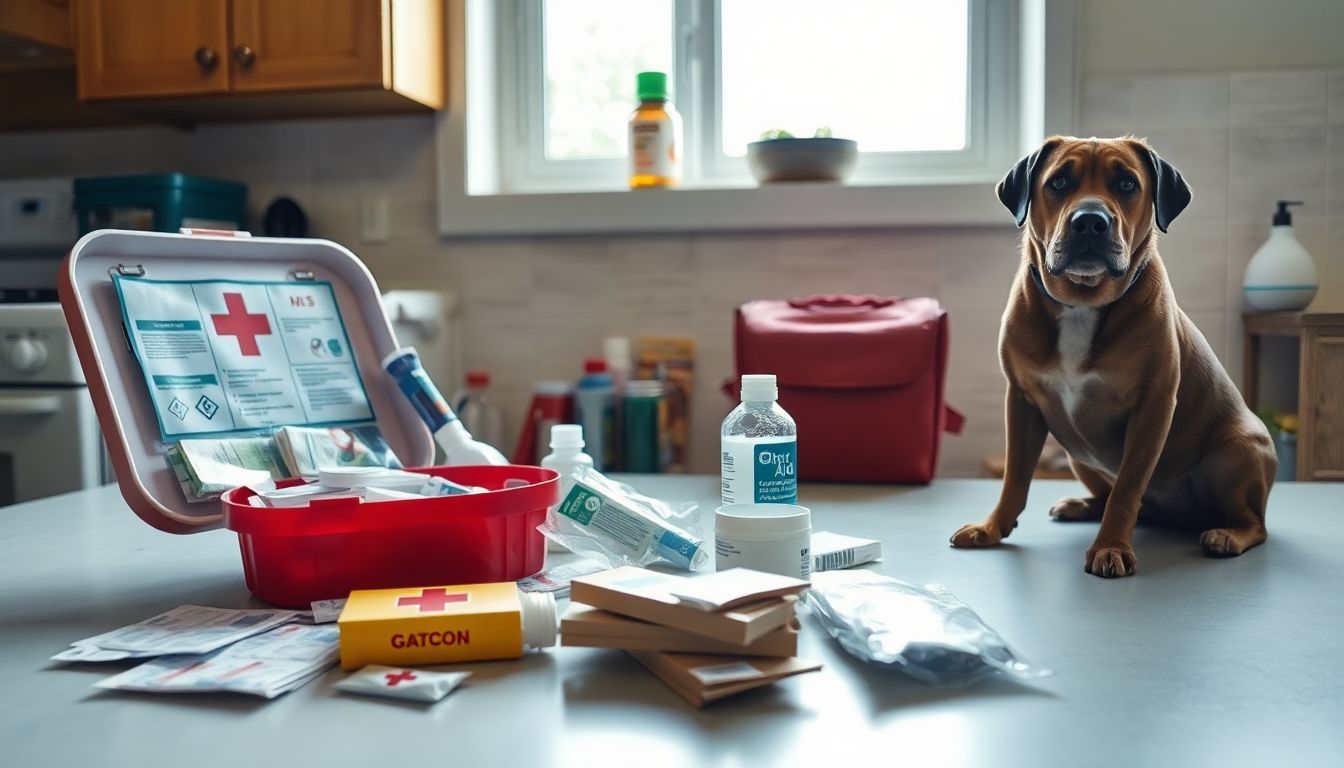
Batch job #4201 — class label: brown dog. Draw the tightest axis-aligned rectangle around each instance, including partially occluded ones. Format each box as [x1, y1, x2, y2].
[951, 136, 1276, 577]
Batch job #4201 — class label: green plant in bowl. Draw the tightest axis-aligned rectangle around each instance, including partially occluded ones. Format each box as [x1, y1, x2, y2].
[758, 127, 834, 140]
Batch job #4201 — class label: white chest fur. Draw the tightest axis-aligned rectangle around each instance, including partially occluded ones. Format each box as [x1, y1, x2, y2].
[1039, 306, 1103, 419]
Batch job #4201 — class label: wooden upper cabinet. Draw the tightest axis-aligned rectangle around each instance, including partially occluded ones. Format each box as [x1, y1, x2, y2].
[0, 0, 74, 50]
[70, 0, 442, 119]
[75, 0, 230, 100]
[230, 0, 386, 93]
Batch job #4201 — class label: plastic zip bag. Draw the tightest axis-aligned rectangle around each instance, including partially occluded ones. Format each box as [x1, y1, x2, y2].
[538, 466, 708, 571]
[805, 570, 1051, 687]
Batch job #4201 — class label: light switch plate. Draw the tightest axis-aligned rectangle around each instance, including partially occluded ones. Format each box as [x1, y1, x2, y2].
[360, 187, 390, 243]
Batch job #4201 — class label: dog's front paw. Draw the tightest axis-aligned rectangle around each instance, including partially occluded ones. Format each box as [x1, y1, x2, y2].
[1084, 542, 1137, 577]
[950, 522, 1004, 549]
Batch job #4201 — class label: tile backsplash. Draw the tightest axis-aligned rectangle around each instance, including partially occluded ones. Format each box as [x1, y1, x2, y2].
[3, 69, 1341, 477]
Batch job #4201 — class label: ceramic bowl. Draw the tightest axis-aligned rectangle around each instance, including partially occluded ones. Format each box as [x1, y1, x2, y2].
[746, 137, 859, 183]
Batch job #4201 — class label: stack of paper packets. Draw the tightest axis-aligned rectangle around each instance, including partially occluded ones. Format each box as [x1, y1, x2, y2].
[564, 566, 820, 707]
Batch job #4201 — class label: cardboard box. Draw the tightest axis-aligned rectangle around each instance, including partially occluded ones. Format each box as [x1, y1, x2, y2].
[569, 566, 805, 645]
[337, 582, 524, 670]
[561, 604, 800, 657]
[628, 650, 822, 707]
[811, 530, 883, 572]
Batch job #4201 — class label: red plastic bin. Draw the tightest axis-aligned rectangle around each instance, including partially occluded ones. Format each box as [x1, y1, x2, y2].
[222, 465, 559, 608]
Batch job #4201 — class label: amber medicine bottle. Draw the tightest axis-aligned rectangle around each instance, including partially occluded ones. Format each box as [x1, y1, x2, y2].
[628, 71, 683, 189]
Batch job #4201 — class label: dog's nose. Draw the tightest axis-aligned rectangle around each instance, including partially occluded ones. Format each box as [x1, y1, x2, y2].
[1070, 206, 1112, 235]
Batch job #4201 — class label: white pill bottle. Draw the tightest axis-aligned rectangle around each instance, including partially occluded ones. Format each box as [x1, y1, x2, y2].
[720, 374, 797, 506]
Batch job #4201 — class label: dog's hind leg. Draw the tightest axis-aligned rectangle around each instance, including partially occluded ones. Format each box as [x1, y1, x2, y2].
[1050, 458, 1112, 522]
[1196, 434, 1273, 558]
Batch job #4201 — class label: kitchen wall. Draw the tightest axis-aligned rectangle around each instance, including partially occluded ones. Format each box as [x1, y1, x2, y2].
[1079, 0, 1344, 76]
[3, 68, 1342, 477]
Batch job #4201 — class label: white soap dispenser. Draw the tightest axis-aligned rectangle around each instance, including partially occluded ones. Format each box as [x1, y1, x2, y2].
[1243, 200, 1318, 311]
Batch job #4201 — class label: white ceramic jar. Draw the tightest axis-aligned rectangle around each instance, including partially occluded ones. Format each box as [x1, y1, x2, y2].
[714, 503, 812, 579]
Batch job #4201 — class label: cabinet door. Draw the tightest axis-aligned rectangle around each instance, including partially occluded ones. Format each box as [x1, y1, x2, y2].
[1305, 334, 1344, 480]
[75, 0, 229, 99]
[230, 0, 386, 93]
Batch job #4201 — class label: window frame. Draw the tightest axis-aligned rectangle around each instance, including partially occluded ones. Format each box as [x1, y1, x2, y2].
[436, 0, 1079, 236]
[497, 0, 1015, 193]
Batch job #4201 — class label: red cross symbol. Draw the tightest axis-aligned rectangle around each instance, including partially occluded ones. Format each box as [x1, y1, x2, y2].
[384, 670, 417, 687]
[210, 292, 271, 356]
[397, 588, 469, 612]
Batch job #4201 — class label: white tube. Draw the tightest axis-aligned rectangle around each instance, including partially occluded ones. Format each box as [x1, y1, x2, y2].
[382, 347, 508, 466]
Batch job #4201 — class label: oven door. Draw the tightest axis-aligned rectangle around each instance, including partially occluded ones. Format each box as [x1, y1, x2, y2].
[0, 386, 104, 506]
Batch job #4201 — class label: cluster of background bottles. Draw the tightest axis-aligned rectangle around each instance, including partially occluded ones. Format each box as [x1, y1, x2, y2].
[570, 355, 669, 474]
[454, 340, 674, 474]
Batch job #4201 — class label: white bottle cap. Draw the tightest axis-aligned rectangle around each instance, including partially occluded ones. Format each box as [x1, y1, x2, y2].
[534, 380, 574, 395]
[518, 590, 558, 650]
[741, 374, 779, 402]
[550, 424, 585, 450]
[603, 337, 631, 371]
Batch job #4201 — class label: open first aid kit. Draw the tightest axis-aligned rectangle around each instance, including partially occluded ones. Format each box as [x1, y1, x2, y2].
[59, 230, 559, 608]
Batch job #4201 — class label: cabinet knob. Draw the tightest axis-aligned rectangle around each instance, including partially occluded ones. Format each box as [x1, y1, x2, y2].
[234, 45, 256, 68]
[194, 46, 218, 71]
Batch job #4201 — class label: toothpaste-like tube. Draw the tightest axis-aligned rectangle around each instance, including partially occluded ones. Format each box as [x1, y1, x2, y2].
[383, 348, 456, 432]
[381, 347, 508, 466]
[554, 471, 708, 571]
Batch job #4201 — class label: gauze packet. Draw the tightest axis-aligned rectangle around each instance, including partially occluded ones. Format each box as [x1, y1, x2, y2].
[335, 665, 470, 703]
[805, 570, 1051, 687]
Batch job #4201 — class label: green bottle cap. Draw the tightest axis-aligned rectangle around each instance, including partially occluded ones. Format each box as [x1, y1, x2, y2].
[636, 71, 669, 101]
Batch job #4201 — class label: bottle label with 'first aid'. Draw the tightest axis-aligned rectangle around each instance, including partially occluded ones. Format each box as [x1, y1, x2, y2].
[721, 436, 797, 505]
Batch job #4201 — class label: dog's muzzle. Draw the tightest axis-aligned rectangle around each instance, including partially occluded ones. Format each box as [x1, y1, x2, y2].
[1048, 202, 1127, 282]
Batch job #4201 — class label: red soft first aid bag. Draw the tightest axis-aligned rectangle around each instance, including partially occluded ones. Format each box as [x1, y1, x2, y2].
[732, 295, 963, 484]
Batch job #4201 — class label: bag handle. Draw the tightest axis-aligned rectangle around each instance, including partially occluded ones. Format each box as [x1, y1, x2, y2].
[787, 294, 896, 311]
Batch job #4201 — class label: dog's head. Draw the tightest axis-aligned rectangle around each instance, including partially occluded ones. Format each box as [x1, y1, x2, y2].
[997, 136, 1191, 306]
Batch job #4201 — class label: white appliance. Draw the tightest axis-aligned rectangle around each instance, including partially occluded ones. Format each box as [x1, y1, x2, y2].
[0, 177, 107, 506]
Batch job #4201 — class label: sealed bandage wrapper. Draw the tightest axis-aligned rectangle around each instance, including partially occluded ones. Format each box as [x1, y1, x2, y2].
[336, 665, 470, 703]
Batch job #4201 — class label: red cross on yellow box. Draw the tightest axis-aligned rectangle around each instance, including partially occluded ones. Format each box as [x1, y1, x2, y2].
[210, 292, 272, 356]
[397, 588, 470, 612]
[338, 582, 524, 669]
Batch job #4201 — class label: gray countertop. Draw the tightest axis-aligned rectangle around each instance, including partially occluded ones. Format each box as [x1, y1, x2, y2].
[2, 477, 1342, 767]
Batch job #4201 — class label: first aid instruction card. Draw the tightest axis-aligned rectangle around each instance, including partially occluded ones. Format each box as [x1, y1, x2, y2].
[114, 276, 374, 439]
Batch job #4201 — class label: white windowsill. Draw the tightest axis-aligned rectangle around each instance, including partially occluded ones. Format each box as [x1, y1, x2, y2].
[436, 0, 1077, 238]
[435, 180, 1008, 237]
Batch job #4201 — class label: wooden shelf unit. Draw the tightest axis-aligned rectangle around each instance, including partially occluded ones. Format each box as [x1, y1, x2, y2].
[1242, 311, 1344, 481]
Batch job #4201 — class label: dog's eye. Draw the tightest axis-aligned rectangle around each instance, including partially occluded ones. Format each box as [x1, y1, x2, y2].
[1118, 178, 1137, 193]
[1048, 176, 1069, 191]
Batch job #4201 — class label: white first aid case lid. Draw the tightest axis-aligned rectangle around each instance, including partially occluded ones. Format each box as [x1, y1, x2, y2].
[58, 229, 435, 534]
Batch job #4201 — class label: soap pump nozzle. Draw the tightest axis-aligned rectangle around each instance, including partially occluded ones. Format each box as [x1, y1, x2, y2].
[1273, 200, 1304, 226]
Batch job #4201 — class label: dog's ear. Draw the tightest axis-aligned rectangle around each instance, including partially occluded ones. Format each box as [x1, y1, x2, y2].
[1140, 147, 1192, 233]
[996, 138, 1060, 228]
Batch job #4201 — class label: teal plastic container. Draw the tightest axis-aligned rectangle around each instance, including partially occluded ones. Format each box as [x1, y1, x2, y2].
[622, 379, 664, 473]
[74, 173, 247, 234]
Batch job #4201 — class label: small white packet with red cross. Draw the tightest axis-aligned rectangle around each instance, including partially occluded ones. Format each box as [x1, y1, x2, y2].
[335, 665, 470, 703]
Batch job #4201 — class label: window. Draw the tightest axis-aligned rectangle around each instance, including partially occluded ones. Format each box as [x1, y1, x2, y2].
[496, 0, 1016, 192]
